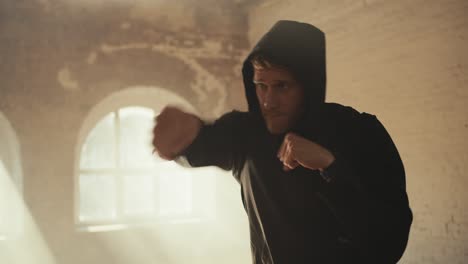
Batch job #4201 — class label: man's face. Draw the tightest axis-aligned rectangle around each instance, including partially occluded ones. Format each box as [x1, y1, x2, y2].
[253, 66, 305, 135]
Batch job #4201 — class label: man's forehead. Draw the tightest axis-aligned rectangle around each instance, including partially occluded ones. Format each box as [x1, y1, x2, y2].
[253, 67, 296, 81]
[253, 79, 290, 84]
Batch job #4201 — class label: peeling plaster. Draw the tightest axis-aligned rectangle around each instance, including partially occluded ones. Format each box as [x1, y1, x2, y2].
[183, 40, 196, 46]
[152, 43, 227, 115]
[120, 22, 131, 30]
[147, 41, 229, 116]
[56, 14, 247, 116]
[95, 42, 227, 115]
[100, 43, 149, 54]
[129, 2, 196, 31]
[86, 52, 97, 65]
[203, 40, 223, 54]
[57, 67, 80, 91]
[233, 50, 250, 78]
[36, 0, 52, 13]
[75, 38, 239, 116]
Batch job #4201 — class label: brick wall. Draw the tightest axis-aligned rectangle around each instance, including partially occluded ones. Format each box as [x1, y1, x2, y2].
[248, 0, 468, 263]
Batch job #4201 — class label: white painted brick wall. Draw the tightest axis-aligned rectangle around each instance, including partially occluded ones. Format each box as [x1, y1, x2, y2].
[248, 0, 468, 263]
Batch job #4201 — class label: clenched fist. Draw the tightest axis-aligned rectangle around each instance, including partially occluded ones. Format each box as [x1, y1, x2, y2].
[152, 106, 202, 160]
[277, 132, 335, 172]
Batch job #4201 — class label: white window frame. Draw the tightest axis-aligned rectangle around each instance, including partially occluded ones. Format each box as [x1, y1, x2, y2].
[74, 86, 217, 231]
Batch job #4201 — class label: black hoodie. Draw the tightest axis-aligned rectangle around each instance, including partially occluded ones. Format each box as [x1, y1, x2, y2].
[182, 20, 412, 263]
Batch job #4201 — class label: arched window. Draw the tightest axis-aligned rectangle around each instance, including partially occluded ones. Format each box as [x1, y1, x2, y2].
[0, 112, 23, 240]
[75, 87, 219, 231]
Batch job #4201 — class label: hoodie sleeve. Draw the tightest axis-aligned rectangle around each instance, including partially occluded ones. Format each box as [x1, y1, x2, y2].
[316, 113, 413, 263]
[178, 111, 248, 180]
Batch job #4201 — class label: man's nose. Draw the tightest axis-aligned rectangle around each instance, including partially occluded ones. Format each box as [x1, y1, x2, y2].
[263, 88, 279, 110]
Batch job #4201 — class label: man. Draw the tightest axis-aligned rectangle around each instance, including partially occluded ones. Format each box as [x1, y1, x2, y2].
[152, 20, 412, 263]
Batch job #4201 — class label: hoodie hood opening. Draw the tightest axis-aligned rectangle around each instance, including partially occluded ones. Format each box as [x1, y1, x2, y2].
[242, 20, 327, 121]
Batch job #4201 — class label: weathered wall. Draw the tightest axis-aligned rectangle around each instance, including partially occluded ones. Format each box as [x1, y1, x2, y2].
[0, 1, 253, 263]
[2, 0, 467, 263]
[249, 0, 468, 263]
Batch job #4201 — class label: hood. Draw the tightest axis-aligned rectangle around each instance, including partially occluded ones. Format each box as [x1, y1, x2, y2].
[242, 20, 327, 119]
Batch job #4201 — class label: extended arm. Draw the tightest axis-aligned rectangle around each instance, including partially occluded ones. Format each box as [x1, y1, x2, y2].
[152, 107, 250, 178]
[181, 111, 249, 175]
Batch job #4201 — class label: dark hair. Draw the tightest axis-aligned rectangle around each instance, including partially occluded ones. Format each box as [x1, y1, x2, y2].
[249, 52, 302, 88]
[250, 54, 274, 69]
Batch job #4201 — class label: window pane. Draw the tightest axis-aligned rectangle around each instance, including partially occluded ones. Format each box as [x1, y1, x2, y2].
[119, 107, 161, 169]
[79, 173, 117, 222]
[158, 162, 193, 217]
[123, 173, 156, 216]
[80, 113, 116, 169]
[191, 167, 218, 219]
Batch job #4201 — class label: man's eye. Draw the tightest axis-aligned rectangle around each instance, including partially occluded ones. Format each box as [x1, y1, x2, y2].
[277, 83, 288, 90]
[256, 83, 267, 90]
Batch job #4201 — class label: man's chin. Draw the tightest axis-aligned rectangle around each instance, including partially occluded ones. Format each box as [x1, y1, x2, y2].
[266, 123, 288, 135]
